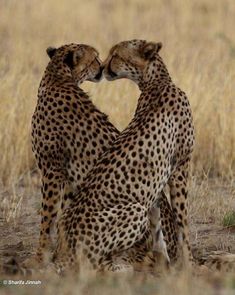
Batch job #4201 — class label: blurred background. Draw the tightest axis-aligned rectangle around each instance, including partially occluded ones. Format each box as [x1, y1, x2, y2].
[0, 0, 235, 186]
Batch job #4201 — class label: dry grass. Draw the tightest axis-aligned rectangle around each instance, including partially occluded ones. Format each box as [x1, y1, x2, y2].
[1, 271, 235, 295]
[0, 0, 235, 186]
[1, 0, 235, 294]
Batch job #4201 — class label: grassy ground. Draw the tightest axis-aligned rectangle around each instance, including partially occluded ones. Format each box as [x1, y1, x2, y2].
[0, 0, 235, 294]
[0, 177, 235, 294]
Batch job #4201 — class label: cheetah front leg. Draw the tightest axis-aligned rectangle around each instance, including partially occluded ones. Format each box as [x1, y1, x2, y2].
[168, 160, 193, 268]
[157, 191, 179, 263]
[36, 169, 73, 264]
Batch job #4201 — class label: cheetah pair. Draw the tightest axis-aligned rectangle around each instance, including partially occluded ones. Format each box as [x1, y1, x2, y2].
[31, 40, 195, 273]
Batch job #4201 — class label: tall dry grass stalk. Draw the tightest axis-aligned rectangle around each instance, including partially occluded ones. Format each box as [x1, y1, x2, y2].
[0, 0, 235, 186]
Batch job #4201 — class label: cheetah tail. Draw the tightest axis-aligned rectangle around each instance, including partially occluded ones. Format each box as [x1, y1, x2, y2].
[197, 251, 235, 272]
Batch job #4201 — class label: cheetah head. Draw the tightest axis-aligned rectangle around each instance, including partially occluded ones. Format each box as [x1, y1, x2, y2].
[103, 39, 163, 87]
[46, 43, 103, 85]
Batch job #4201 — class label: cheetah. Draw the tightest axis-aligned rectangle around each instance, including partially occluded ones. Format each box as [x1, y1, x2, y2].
[31, 43, 119, 262]
[51, 39, 195, 273]
[31, 43, 177, 267]
[103, 39, 195, 266]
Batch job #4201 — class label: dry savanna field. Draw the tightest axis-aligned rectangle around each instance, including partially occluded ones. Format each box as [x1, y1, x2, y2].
[0, 0, 235, 294]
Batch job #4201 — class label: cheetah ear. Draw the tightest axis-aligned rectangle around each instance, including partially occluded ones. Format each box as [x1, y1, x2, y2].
[46, 47, 57, 59]
[64, 51, 74, 69]
[155, 42, 162, 53]
[141, 42, 162, 60]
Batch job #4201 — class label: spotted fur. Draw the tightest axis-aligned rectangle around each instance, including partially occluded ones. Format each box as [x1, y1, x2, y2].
[51, 39, 195, 272]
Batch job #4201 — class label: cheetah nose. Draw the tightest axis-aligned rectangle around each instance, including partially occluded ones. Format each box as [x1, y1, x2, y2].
[94, 66, 104, 81]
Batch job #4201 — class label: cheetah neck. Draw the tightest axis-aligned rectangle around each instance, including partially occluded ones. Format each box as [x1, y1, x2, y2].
[39, 68, 92, 106]
[45, 60, 72, 83]
[135, 56, 172, 114]
[140, 55, 171, 89]
[39, 68, 111, 120]
[135, 80, 171, 116]
[41, 63, 82, 91]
